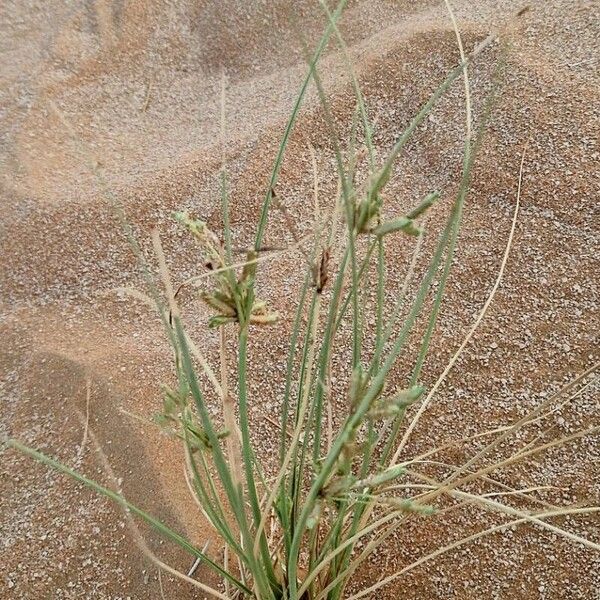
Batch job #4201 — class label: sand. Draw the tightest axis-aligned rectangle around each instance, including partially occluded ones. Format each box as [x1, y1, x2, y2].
[1, 1, 599, 598]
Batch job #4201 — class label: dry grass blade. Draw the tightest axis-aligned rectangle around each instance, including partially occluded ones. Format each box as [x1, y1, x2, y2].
[220, 326, 244, 489]
[330, 371, 597, 596]
[398, 462, 562, 510]
[85, 442, 228, 600]
[437, 363, 599, 491]
[406, 470, 600, 551]
[446, 424, 600, 492]
[151, 229, 179, 317]
[76, 378, 92, 460]
[444, 0, 472, 141]
[393, 141, 528, 464]
[345, 506, 599, 600]
[10, 421, 231, 599]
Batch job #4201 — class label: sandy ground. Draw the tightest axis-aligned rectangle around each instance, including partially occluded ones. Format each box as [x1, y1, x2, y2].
[1, 1, 599, 598]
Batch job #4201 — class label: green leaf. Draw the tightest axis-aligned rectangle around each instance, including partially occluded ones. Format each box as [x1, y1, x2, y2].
[407, 191, 440, 219]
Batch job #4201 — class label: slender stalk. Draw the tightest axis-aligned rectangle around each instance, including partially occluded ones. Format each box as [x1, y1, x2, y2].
[5, 439, 250, 597]
[236, 325, 279, 597]
[393, 143, 527, 463]
[253, 0, 349, 251]
[253, 294, 323, 559]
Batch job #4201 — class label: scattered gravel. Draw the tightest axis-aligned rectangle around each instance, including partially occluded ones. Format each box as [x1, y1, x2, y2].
[1, 1, 598, 598]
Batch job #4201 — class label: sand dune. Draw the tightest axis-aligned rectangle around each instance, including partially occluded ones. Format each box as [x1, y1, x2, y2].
[1, 1, 598, 598]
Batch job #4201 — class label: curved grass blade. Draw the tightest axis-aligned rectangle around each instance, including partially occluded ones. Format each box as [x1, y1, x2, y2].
[5, 438, 252, 596]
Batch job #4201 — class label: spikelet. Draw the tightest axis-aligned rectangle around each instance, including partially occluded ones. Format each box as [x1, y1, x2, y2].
[176, 211, 278, 328]
[368, 384, 425, 420]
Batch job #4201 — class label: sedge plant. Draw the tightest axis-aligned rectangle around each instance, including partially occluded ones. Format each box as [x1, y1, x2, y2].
[5, 2, 600, 599]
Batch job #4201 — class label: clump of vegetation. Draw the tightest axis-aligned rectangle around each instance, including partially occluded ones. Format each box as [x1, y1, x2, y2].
[5, 2, 599, 599]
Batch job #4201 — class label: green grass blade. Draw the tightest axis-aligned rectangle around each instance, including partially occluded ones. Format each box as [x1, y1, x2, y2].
[173, 318, 275, 597]
[253, 0, 349, 251]
[5, 438, 252, 596]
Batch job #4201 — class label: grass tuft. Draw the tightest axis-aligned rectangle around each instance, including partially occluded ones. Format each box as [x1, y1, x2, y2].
[5, 4, 599, 600]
